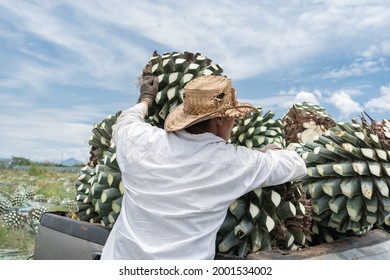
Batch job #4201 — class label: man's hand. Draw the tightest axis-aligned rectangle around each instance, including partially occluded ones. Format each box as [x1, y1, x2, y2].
[139, 75, 159, 107]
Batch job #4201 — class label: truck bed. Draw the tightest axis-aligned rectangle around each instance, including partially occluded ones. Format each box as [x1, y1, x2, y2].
[34, 211, 390, 260]
[34, 211, 110, 260]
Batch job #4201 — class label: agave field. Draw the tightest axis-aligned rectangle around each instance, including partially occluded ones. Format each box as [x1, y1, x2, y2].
[0, 167, 78, 259]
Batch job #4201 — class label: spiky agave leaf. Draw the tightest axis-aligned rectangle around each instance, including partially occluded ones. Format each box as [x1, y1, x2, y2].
[10, 193, 27, 207]
[142, 51, 224, 128]
[14, 185, 36, 200]
[217, 108, 312, 257]
[75, 142, 123, 228]
[3, 211, 25, 229]
[299, 117, 390, 244]
[91, 143, 123, 228]
[48, 196, 61, 205]
[75, 109, 122, 225]
[28, 206, 48, 232]
[61, 198, 77, 209]
[23, 186, 36, 200]
[360, 112, 390, 150]
[74, 162, 99, 221]
[0, 198, 12, 212]
[88, 111, 122, 167]
[30, 206, 48, 221]
[282, 101, 336, 146]
[33, 194, 46, 202]
[230, 107, 285, 149]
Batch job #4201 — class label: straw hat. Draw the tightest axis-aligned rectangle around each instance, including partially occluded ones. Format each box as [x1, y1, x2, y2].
[164, 75, 256, 132]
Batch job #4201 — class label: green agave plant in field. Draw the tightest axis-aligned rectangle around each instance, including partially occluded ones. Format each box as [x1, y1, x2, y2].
[2, 211, 25, 229]
[0, 186, 49, 233]
[0, 198, 12, 212]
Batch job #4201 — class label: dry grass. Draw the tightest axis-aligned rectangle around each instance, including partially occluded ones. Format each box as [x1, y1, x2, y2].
[0, 168, 77, 199]
[0, 224, 35, 258]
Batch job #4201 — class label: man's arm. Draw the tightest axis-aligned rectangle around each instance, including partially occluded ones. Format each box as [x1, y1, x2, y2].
[113, 76, 159, 145]
[112, 102, 148, 145]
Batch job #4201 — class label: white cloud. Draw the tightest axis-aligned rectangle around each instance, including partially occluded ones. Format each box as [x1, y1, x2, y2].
[273, 88, 322, 108]
[364, 84, 390, 113]
[240, 95, 291, 110]
[1, 0, 390, 161]
[0, 1, 150, 93]
[0, 92, 120, 162]
[3, 0, 390, 86]
[323, 40, 390, 79]
[359, 43, 390, 60]
[240, 85, 377, 121]
[281, 91, 321, 109]
[240, 88, 323, 120]
[329, 91, 363, 119]
[268, 86, 367, 121]
[380, 84, 390, 95]
[323, 61, 382, 79]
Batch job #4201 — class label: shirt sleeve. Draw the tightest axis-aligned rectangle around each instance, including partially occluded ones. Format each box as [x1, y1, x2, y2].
[243, 149, 307, 193]
[112, 102, 148, 146]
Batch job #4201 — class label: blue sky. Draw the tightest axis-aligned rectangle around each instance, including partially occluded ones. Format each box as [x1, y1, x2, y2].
[1, 0, 390, 163]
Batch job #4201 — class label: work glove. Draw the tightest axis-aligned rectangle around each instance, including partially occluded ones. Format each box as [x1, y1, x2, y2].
[138, 75, 159, 107]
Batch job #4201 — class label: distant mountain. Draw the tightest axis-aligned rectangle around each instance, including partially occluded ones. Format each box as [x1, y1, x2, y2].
[0, 156, 84, 166]
[61, 157, 83, 166]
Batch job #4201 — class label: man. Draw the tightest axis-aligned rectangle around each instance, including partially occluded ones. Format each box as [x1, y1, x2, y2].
[101, 75, 307, 260]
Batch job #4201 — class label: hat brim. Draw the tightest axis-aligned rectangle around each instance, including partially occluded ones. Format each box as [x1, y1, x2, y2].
[164, 102, 256, 132]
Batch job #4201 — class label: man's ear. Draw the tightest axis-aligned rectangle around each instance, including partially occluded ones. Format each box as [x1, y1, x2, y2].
[217, 117, 223, 125]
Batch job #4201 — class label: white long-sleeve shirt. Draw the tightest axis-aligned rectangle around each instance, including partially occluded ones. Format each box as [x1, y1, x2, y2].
[101, 103, 307, 260]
